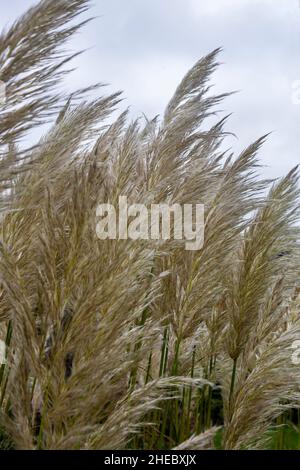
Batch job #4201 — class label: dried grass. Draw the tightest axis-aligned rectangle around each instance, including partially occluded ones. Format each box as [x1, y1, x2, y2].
[0, 0, 299, 450]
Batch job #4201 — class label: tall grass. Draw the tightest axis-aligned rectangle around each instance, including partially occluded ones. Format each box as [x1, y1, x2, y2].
[0, 0, 300, 450]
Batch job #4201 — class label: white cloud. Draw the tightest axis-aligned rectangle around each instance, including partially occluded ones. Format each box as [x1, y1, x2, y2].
[189, 0, 299, 17]
[189, 0, 250, 16]
[1, 0, 299, 179]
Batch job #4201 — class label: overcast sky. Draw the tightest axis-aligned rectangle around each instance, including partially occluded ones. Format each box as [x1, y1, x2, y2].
[1, 0, 300, 179]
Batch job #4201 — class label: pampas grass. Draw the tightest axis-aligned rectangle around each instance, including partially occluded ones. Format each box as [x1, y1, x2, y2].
[0, 0, 299, 450]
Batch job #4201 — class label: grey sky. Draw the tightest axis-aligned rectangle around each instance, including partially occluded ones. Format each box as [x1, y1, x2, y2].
[1, 0, 300, 178]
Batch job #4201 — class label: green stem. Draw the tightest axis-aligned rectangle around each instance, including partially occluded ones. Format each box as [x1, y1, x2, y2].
[159, 327, 169, 377]
[185, 345, 196, 437]
[145, 352, 152, 384]
[149, 327, 169, 449]
[205, 355, 214, 429]
[228, 357, 238, 417]
[159, 336, 182, 448]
